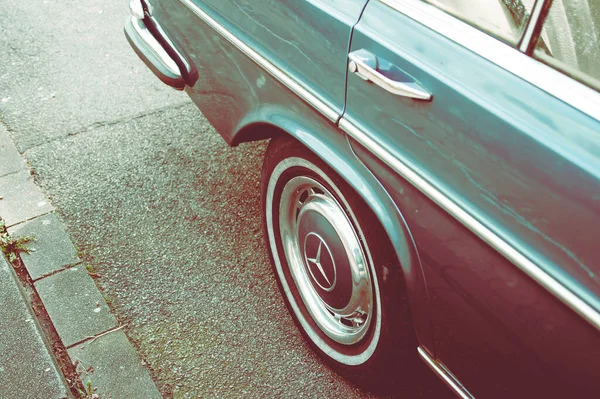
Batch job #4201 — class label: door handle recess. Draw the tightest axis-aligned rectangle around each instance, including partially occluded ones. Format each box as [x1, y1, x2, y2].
[348, 50, 432, 101]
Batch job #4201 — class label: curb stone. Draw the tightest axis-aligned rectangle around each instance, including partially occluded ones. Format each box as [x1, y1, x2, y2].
[0, 127, 161, 398]
[0, 253, 69, 399]
[35, 266, 118, 348]
[68, 331, 162, 399]
[0, 124, 25, 176]
[0, 170, 54, 227]
[9, 213, 81, 280]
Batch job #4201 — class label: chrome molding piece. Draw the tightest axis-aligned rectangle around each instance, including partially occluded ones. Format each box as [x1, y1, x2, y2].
[518, 0, 546, 52]
[379, 0, 600, 122]
[339, 118, 600, 332]
[178, 0, 339, 122]
[418, 347, 475, 399]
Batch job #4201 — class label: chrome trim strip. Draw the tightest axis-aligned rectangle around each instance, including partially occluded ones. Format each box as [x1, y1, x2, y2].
[378, 0, 600, 122]
[518, 0, 546, 52]
[418, 347, 475, 399]
[339, 117, 600, 332]
[178, 0, 339, 122]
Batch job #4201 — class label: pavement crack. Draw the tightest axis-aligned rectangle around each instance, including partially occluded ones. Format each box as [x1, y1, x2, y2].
[0, 117, 16, 136]
[69, 101, 192, 136]
[31, 262, 82, 283]
[0, 168, 23, 180]
[22, 101, 192, 154]
[71, 324, 127, 349]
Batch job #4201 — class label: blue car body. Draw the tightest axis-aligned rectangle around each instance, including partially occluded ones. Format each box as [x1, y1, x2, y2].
[126, 1, 600, 397]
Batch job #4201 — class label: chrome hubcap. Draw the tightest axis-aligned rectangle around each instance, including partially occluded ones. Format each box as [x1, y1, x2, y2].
[279, 176, 373, 345]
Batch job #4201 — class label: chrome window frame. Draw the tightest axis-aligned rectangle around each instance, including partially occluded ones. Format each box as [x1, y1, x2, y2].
[519, 0, 546, 52]
[379, 0, 600, 122]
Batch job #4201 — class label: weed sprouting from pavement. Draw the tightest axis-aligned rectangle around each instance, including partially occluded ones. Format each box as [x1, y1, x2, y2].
[0, 219, 34, 263]
[77, 380, 99, 399]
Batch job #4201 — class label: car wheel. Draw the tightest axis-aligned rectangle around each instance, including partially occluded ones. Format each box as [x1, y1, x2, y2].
[261, 136, 411, 378]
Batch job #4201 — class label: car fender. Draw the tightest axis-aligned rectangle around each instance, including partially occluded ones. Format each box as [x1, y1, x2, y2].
[231, 105, 433, 347]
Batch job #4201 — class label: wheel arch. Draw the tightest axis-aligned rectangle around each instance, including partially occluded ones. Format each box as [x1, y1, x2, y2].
[231, 106, 434, 348]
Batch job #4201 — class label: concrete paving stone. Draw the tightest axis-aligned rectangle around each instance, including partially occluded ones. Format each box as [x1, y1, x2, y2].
[35, 266, 117, 348]
[0, 255, 69, 399]
[0, 123, 25, 177]
[68, 330, 160, 399]
[0, 170, 54, 226]
[9, 213, 81, 280]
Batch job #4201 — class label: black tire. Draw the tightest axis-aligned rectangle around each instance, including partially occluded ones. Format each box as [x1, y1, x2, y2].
[260, 136, 413, 383]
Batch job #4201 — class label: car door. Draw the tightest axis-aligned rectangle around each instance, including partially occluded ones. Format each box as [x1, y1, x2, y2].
[342, 0, 600, 397]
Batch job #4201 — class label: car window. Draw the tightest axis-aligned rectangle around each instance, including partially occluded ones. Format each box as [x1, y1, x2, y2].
[422, 0, 534, 45]
[533, 0, 600, 91]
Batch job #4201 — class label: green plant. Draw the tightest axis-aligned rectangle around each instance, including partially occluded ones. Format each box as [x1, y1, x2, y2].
[85, 263, 102, 280]
[102, 293, 113, 307]
[0, 219, 34, 262]
[77, 380, 98, 399]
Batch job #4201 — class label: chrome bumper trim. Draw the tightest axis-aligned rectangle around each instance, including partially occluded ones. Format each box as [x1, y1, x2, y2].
[129, 0, 145, 19]
[129, 16, 180, 77]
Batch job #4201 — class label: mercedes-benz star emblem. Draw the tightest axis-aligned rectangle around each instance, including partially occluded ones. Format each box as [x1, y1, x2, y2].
[304, 233, 336, 292]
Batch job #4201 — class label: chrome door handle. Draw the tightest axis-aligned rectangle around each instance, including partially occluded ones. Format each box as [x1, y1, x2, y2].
[348, 50, 432, 101]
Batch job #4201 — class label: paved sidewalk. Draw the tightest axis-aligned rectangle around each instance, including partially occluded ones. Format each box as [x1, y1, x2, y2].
[0, 254, 69, 399]
[0, 122, 161, 398]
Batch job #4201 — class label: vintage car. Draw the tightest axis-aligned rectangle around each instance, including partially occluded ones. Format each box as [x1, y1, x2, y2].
[125, 0, 600, 397]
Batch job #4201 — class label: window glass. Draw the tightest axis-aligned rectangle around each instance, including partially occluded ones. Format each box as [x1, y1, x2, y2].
[422, 0, 534, 45]
[533, 0, 600, 91]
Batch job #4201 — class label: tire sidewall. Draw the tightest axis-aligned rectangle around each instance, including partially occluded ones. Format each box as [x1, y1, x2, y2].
[261, 137, 408, 375]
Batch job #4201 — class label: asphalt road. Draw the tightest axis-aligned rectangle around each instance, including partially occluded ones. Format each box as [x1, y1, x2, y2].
[0, 1, 453, 398]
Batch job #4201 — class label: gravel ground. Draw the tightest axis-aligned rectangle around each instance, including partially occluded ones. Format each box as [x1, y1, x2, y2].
[0, 0, 452, 397]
